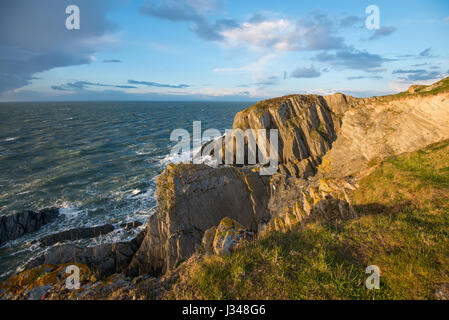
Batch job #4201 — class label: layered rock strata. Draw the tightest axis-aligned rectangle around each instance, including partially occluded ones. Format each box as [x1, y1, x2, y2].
[127, 163, 270, 276]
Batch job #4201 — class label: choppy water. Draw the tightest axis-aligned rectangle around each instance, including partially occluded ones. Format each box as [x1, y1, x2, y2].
[0, 101, 250, 278]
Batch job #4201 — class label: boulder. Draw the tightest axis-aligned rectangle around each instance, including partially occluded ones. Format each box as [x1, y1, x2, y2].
[0, 208, 59, 246]
[202, 217, 254, 255]
[39, 224, 115, 247]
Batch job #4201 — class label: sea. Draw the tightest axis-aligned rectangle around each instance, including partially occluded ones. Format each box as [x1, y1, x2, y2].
[0, 101, 252, 279]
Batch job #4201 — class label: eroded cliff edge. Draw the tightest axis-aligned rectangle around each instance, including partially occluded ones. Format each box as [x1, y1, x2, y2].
[127, 77, 449, 277]
[5, 77, 449, 290]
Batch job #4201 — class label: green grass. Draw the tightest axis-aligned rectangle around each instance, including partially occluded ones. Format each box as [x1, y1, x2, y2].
[164, 140, 449, 300]
[378, 76, 449, 101]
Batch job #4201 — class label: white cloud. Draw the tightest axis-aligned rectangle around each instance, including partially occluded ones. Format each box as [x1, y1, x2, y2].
[303, 88, 336, 95]
[219, 14, 343, 52]
[220, 19, 299, 51]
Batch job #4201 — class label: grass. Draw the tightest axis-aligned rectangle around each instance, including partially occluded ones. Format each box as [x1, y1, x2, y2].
[163, 140, 449, 300]
[378, 76, 449, 102]
[239, 95, 296, 118]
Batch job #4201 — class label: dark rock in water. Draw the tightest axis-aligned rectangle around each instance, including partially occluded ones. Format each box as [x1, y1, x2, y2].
[24, 230, 146, 279]
[127, 163, 270, 276]
[39, 224, 115, 247]
[0, 208, 59, 246]
[120, 221, 143, 231]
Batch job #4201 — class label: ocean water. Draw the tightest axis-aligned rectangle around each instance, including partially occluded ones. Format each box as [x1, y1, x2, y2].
[0, 101, 251, 278]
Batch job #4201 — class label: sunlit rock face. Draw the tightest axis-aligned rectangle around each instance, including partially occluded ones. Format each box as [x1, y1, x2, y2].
[127, 164, 270, 276]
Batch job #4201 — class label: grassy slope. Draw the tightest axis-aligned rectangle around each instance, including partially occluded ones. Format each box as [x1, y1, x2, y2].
[377, 76, 449, 101]
[164, 140, 449, 300]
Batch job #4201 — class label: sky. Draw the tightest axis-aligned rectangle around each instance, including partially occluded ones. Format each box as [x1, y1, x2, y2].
[0, 0, 448, 102]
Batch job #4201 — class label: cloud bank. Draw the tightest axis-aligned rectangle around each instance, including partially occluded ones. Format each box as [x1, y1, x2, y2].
[0, 0, 117, 94]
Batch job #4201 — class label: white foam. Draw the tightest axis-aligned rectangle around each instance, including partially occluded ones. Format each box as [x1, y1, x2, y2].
[4, 137, 18, 142]
[59, 207, 83, 219]
[136, 148, 156, 156]
[160, 145, 202, 166]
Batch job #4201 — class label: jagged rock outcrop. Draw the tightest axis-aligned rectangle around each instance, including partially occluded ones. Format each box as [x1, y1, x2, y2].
[204, 78, 449, 181]
[127, 163, 270, 276]
[23, 230, 145, 278]
[0, 208, 59, 246]
[260, 175, 358, 234]
[38, 224, 115, 247]
[202, 217, 254, 255]
[200, 93, 363, 177]
[230, 93, 364, 177]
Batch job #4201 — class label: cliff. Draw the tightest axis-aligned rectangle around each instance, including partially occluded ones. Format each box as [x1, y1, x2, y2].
[124, 76, 449, 278]
[2, 76, 449, 299]
[127, 163, 270, 275]
[232, 93, 364, 177]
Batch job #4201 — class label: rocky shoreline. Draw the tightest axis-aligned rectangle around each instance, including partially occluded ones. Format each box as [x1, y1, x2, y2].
[0, 208, 59, 246]
[1, 77, 449, 300]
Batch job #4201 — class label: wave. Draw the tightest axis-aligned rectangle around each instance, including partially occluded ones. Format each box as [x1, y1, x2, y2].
[3, 137, 19, 142]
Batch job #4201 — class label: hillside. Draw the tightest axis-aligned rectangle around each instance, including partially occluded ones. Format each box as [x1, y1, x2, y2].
[161, 139, 449, 299]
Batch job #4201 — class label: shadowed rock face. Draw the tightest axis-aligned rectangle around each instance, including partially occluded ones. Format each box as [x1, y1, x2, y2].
[127, 164, 270, 276]
[0, 208, 59, 246]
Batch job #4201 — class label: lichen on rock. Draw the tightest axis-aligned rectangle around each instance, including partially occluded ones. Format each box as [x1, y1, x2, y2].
[202, 217, 254, 255]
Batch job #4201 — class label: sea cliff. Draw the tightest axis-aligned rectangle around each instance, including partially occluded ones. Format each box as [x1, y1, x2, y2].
[2, 77, 449, 300]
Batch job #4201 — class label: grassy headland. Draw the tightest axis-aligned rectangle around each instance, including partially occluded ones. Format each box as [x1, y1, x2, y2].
[163, 140, 449, 299]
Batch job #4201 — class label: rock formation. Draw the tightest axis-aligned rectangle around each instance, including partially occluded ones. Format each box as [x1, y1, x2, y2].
[127, 77, 449, 277]
[0, 208, 59, 246]
[202, 217, 254, 255]
[319, 91, 449, 178]
[38, 224, 115, 247]
[231, 93, 364, 177]
[127, 163, 270, 276]
[4, 76, 449, 296]
[24, 230, 145, 278]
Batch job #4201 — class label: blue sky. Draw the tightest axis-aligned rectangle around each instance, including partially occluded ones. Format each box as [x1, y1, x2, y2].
[1, 0, 448, 101]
